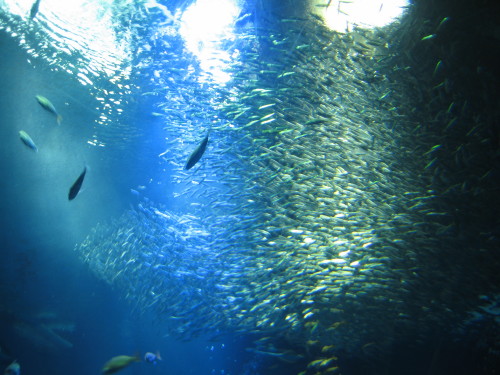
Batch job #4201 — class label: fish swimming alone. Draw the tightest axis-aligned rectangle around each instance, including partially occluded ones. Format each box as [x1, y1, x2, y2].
[3, 360, 20, 375]
[35, 95, 62, 125]
[102, 355, 140, 374]
[19, 130, 38, 152]
[184, 133, 209, 170]
[144, 351, 162, 364]
[29, 0, 41, 19]
[68, 166, 87, 201]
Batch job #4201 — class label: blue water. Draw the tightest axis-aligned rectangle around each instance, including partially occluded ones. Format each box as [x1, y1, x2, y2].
[0, 41, 241, 375]
[1, 1, 500, 374]
[0, 13, 246, 375]
[0, 1, 286, 372]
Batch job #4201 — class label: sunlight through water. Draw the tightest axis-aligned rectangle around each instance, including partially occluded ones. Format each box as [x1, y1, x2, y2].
[1, 0, 133, 81]
[179, 0, 240, 84]
[319, 0, 409, 32]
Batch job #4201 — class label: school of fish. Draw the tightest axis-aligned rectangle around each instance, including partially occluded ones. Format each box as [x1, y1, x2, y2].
[68, 2, 498, 374]
[0, 0, 492, 372]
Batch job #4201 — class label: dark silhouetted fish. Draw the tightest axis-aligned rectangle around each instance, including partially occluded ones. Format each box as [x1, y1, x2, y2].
[68, 167, 87, 201]
[184, 133, 209, 170]
[29, 0, 41, 19]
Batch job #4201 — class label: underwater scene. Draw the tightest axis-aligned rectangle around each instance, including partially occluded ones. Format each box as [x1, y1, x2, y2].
[0, 0, 499, 374]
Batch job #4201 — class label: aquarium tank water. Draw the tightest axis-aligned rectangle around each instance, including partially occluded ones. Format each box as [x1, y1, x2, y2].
[0, 0, 499, 374]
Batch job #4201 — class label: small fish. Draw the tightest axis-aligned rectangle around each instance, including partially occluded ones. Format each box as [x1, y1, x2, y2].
[68, 166, 87, 201]
[234, 12, 253, 28]
[184, 133, 209, 170]
[3, 360, 20, 375]
[19, 130, 38, 152]
[421, 34, 436, 41]
[251, 349, 304, 363]
[29, 0, 41, 19]
[433, 60, 443, 77]
[35, 95, 62, 125]
[437, 16, 450, 31]
[144, 351, 162, 364]
[102, 355, 140, 374]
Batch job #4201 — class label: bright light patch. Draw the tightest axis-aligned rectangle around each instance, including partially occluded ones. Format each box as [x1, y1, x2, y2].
[320, 0, 409, 32]
[1, 0, 131, 80]
[179, 0, 239, 84]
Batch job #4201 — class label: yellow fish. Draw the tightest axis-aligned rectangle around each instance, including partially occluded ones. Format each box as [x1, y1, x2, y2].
[102, 355, 140, 374]
[321, 345, 335, 353]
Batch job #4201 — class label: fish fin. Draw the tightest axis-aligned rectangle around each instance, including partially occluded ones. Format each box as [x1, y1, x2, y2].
[57, 114, 63, 125]
[156, 351, 162, 361]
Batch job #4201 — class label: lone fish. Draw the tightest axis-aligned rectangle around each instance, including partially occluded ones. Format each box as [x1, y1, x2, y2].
[35, 95, 62, 125]
[19, 130, 38, 152]
[102, 355, 140, 374]
[184, 133, 209, 170]
[29, 0, 41, 19]
[68, 167, 86, 201]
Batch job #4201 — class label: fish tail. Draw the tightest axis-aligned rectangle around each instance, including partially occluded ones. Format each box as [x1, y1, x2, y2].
[57, 114, 63, 125]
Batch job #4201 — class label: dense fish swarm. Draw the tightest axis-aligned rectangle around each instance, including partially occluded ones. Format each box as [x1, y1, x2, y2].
[78, 2, 500, 373]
